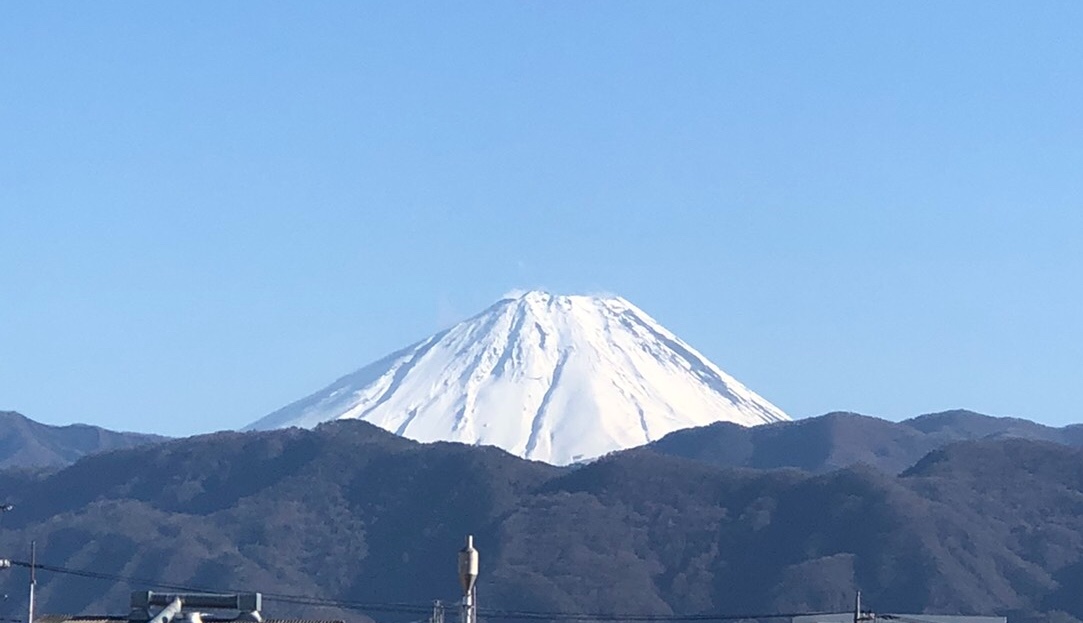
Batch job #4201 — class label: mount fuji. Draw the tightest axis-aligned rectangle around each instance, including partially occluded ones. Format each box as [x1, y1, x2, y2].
[246, 291, 788, 465]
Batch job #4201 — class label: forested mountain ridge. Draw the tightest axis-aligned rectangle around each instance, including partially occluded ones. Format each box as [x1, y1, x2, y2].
[0, 410, 165, 469]
[0, 420, 1082, 623]
[644, 409, 1083, 473]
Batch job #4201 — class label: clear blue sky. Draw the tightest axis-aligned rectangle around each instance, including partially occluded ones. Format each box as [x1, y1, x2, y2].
[2, 2, 1081, 436]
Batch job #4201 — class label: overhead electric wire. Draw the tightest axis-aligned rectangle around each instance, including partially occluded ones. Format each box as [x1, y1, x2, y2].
[8, 560, 215, 593]
[474, 609, 839, 622]
[6, 560, 448, 615]
[6, 559, 839, 622]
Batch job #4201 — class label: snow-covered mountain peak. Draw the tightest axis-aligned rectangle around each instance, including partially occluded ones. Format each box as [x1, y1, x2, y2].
[247, 292, 789, 465]
[500, 288, 627, 303]
[489, 290, 661, 333]
[497, 289, 624, 310]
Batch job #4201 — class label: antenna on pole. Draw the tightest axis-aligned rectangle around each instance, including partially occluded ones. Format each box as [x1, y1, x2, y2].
[28, 541, 36, 623]
[458, 536, 479, 623]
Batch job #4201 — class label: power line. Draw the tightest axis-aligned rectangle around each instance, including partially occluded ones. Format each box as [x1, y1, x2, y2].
[6, 560, 442, 615]
[8, 561, 215, 594]
[5, 559, 837, 622]
[475, 610, 836, 622]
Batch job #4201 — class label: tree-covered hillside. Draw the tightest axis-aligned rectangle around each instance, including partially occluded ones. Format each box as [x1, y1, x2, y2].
[0, 422, 1080, 623]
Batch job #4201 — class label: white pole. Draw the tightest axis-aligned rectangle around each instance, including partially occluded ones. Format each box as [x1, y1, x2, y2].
[28, 541, 35, 623]
[148, 597, 183, 623]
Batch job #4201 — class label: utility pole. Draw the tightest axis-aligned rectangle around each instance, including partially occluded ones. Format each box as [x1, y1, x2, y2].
[854, 590, 871, 623]
[458, 536, 479, 623]
[28, 541, 36, 623]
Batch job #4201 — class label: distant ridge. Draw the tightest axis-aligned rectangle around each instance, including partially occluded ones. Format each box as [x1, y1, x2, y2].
[643, 409, 1083, 473]
[0, 410, 165, 469]
[248, 290, 788, 464]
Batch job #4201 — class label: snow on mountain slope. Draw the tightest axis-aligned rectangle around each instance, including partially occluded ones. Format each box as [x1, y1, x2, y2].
[247, 291, 789, 465]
